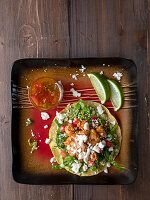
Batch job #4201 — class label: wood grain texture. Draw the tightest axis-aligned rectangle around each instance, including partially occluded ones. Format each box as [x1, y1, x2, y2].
[0, 0, 73, 200]
[69, 0, 150, 200]
[0, 0, 150, 199]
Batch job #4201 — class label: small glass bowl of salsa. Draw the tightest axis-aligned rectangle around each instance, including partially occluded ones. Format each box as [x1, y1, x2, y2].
[28, 77, 63, 110]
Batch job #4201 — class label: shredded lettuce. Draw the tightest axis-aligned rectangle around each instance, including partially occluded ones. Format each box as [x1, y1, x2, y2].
[52, 165, 63, 169]
[70, 99, 96, 120]
[63, 155, 77, 166]
[89, 165, 97, 171]
[56, 130, 68, 149]
[103, 149, 125, 170]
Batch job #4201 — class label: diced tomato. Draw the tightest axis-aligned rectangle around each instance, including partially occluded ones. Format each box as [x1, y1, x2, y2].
[60, 125, 67, 132]
[105, 140, 114, 148]
[91, 115, 98, 120]
[61, 151, 67, 158]
[34, 83, 43, 91]
[73, 117, 80, 126]
[88, 161, 95, 167]
[99, 149, 103, 153]
[43, 97, 52, 104]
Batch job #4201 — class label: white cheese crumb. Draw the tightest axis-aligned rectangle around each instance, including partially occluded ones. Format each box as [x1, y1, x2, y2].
[98, 141, 106, 149]
[31, 129, 35, 136]
[26, 86, 29, 89]
[44, 68, 47, 72]
[56, 111, 66, 120]
[79, 65, 86, 73]
[113, 72, 123, 81]
[50, 157, 56, 163]
[67, 103, 71, 107]
[68, 120, 73, 123]
[107, 162, 111, 168]
[83, 164, 88, 172]
[72, 74, 78, 80]
[100, 71, 104, 75]
[83, 74, 86, 76]
[70, 88, 81, 97]
[108, 147, 114, 152]
[92, 119, 99, 129]
[70, 83, 75, 86]
[45, 138, 50, 144]
[66, 145, 70, 150]
[72, 163, 82, 173]
[84, 122, 89, 131]
[97, 105, 104, 115]
[109, 120, 116, 126]
[84, 148, 91, 163]
[104, 168, 108, 173]
[93, 144, 101, 153]
[44, 125, 48, 129]
[76, 135, 88, 147]
[41, 112, 50, 120]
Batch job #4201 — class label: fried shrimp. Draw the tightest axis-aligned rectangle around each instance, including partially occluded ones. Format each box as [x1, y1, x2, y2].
[96, 125, 107, 137]
[65, 123, 75, 136]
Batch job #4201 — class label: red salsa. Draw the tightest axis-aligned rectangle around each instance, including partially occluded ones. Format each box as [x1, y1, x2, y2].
[28, 77, 63, 110]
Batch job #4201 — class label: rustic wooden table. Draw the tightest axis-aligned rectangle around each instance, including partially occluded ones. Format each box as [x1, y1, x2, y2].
[0, 0, 149, 199]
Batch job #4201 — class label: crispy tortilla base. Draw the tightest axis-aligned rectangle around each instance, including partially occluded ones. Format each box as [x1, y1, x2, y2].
[49, 101, 121, 176]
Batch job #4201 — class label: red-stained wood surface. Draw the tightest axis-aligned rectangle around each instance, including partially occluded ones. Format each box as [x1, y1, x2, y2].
[0, 0, 149, 199]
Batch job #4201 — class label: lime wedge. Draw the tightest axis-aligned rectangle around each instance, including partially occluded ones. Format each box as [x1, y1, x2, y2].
[107, 79, 124, 111]
[87, 73, 110, 104]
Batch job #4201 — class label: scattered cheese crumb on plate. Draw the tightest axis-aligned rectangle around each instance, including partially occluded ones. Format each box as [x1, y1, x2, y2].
[44, 125, 48, 129]
[113, 72, 123, 81]
[41, 112, 50, 120]
[70, 88, 81, 97]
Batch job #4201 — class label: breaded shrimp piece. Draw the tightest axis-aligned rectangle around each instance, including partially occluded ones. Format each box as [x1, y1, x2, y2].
[65, 123, 75, 136]
[96, 125, 107, 137]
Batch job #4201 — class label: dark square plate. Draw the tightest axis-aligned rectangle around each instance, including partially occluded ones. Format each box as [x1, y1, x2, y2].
[11, 58, 138, 184]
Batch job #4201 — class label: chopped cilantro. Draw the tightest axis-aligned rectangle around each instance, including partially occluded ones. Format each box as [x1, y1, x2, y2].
[26, 119, 33, 126]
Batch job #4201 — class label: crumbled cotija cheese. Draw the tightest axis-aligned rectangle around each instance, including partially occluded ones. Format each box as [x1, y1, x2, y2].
[108, 120, 116, 126]
[107, 162, 111, 168]
[113, 72, 123, 81]
[70, 88, 81, 97]
[72, 74, 78, 80]
[44, 125, 48, 129]
[82, 164, 88, 172]
[100, 71, 104, 75]
[50, 157, 56, 163]
[97, 105, 104, 115]
[70, 83, 75, 86]
[104, 168, 108, 173]
[56, 111, 66, 121]
[108, 147, 113, 152]
[83, 148, 91, 163]
[93, 144, 101, 153]
[41, 112, 50, 120]
[98, 141, 106, 149]
[76, 135, 88, 147]
[45, 138, 50, 144]
[79, 65, 86, 73]
[71, 163, 82, 173]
